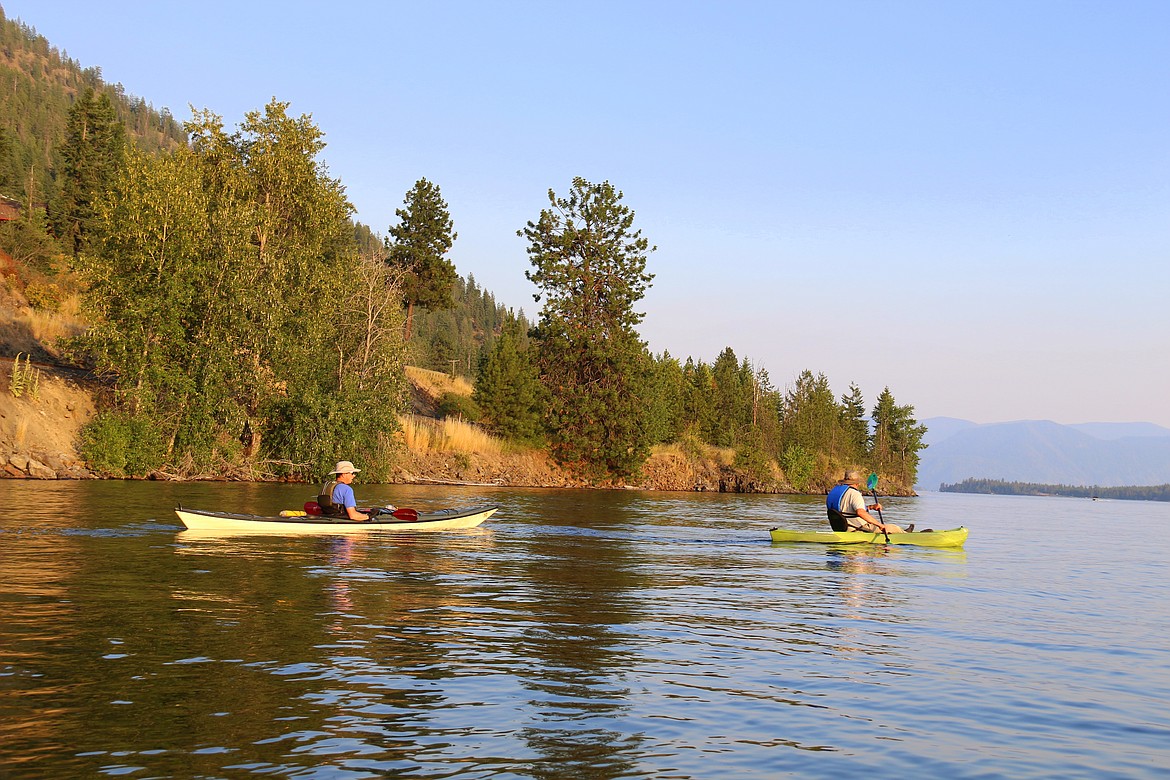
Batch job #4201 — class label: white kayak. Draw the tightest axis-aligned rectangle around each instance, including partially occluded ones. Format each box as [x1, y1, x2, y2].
[174, 505, 498, 534]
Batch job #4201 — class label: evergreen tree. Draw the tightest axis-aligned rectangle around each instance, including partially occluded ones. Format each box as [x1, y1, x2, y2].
[870, 387, 928, 486]
[0, 187, 60, 271]
[474, 318, 544, 443]
[681, 358, 718, 443]
[839, 382, 870, 463]
[711, 347, 749, 447]
[522, 177, 655, 480]
[55, 87, 126, 255]
[386, 177, 457, 340]
[782, 370, 841, 458]
[645, 351, 685, 444]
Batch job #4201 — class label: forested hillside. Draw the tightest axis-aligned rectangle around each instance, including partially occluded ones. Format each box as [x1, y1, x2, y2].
[411, 274, 528, 377]
[0, 8, 184, 206]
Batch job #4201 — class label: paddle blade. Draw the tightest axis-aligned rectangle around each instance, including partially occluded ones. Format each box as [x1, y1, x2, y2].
[391, 508, 419, 521]
[866, 473, 879, 491]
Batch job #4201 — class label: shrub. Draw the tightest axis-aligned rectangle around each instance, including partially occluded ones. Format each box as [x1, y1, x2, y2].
[25, 282, 63, 312]
[80, 412, 168, 477]
[436, 391, 481, 422]
[780, 443, 816, 492]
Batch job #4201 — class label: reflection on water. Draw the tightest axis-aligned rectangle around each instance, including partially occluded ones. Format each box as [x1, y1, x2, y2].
[1, 482, 1169, 778]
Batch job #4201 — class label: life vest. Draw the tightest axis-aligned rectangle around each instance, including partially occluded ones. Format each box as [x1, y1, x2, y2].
[826, 484, 859, 532]
[317, 480, 347, 518]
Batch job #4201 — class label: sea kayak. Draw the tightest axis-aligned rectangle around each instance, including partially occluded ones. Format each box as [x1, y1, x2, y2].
[175, 505, 498, 534]
[769, 526, 968, 548]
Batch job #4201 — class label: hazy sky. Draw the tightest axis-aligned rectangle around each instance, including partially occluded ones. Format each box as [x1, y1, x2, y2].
[9, 1, 1168, 426]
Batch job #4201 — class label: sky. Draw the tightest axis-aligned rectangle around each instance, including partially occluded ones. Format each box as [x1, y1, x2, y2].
[7, 0, 1169, 427]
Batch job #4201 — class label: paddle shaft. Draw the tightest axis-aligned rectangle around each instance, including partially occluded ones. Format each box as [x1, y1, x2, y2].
[867, 473, 889, 542]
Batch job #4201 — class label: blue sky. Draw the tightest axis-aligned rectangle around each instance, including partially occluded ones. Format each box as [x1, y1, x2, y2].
[9, 0, 1169, 426]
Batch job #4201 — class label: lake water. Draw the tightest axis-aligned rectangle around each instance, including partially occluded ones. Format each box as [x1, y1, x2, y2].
[2, 481, 1167, 778]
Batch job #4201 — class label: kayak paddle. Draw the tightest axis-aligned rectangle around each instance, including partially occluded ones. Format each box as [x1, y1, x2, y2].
[368, 506, 420, 521]
[867, 472, 889, 543]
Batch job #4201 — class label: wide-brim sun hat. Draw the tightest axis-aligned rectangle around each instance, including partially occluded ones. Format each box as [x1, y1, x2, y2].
[331, 460, 361, 475]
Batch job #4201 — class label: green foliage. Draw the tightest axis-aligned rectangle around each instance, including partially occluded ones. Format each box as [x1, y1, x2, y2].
[522, 177, 656, 480]
[411, 274, 526, 376]
[871, 387, 927, 487]
[780, 443, 816, 492]
[78, 100, 406, 478]
[782, 370, 841, 458]
[644, 351, 685, 444]
[79, 411, 168, 477]
[839, 383, 870, 463]
[734, 430, 773, 484]
[55, 87, 127, 254]
[437, 391, 481, 421]
[0, 197, 62, 272]
[23, 282, 62, 311]
[386, 178, 457, 339]
[474, 320, 544, 442]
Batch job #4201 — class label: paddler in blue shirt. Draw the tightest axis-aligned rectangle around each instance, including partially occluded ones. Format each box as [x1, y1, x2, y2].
[318, 461, 372, 521]
[826, 469, 909, 534]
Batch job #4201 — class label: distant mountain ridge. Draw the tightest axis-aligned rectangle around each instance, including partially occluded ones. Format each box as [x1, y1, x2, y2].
[917, 417, 1170, 490]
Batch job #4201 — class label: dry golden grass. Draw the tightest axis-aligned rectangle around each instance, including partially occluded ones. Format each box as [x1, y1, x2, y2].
[405, 365, 474, 398]
[652, 441, 736, 466]
[400, 414, 503, 455]
[21, 292, 87, 344]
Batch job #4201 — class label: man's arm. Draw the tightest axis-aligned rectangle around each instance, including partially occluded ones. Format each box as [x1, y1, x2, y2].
[856, 507, 893, 533]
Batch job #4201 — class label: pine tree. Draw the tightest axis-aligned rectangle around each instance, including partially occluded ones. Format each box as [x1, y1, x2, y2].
[521, 177, 655, 480]
[474, 319, 544, 443]
[386, 178, 457, 340]
[839, 382, 870, 463]
[55, 87, 126, 255]
[645, 351, 685, 444]
[870, 387, 928, 486]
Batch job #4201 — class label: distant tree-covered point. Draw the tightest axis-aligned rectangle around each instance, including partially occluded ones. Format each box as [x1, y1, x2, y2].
[940, 478, 1170, 503]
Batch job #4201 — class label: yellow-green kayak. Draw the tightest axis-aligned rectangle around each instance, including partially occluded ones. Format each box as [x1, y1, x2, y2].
[769, 526, 968, 548]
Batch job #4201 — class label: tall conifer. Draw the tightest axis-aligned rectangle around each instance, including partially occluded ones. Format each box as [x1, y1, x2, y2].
[521, 177, 655, 480]
[386, 178, 457, 340]
[56, 87, 125, 254]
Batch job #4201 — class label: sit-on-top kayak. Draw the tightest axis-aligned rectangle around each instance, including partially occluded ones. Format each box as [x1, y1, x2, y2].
[769, 526, 968, 548]
[175, 505, 498, 534]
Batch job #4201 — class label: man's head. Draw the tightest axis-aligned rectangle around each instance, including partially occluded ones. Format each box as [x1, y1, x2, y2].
[331, 461, 360, 482]
[843, 469, 863, 485]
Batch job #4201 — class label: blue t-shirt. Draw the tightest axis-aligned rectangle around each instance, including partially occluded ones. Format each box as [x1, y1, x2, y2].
[332, 482, 356, 509]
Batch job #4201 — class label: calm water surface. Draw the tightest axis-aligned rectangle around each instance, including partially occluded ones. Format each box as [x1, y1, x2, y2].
[1, 481, 1167, 778]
